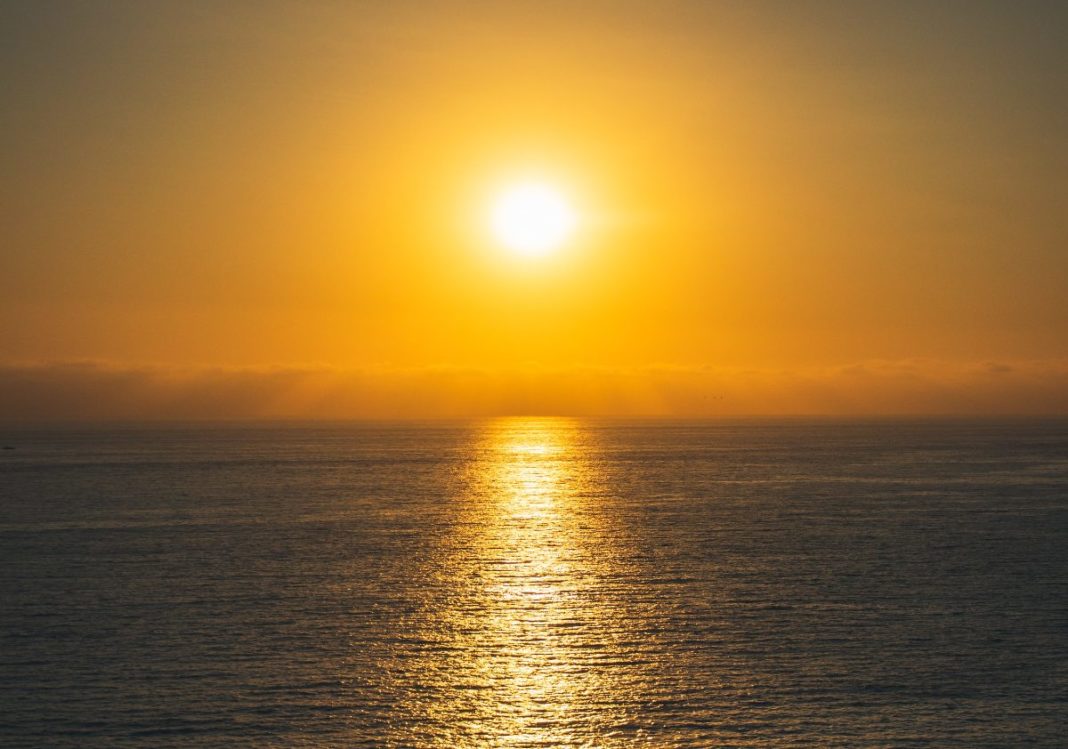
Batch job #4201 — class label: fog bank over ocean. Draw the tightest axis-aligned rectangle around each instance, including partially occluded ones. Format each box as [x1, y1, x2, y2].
[3, 359, 1068, 420]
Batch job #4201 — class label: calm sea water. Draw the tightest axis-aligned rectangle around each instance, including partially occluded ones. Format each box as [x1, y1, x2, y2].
[1, 419, 1066, 747]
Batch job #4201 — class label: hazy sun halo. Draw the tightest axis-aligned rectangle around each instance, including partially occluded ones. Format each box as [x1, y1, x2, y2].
[490, 182, 577, 257]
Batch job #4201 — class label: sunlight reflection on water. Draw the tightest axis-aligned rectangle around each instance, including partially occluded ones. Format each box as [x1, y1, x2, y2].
[425, 418, 649, 746]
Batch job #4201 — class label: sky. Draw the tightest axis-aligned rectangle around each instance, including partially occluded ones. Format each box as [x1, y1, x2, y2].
[2, 1, 1067, 418]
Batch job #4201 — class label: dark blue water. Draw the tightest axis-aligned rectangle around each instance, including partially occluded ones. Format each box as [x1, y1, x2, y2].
[2, 419, 1066, 746]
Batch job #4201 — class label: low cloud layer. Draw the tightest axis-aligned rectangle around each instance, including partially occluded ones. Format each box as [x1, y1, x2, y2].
[1, 360, 1067, 421]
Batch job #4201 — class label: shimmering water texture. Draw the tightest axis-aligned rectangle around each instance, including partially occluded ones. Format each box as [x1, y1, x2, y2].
[2, 420, 1067, 747]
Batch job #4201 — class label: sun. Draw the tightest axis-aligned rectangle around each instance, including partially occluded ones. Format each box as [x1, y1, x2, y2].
[490, 182, 577, 257]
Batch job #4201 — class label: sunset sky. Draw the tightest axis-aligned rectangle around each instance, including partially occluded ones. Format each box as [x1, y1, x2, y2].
[2, 1, 1066, 418]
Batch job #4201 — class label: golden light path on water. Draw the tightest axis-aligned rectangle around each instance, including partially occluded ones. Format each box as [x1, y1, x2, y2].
[473, 420, 618, 744]
[382, 417, 664, 747]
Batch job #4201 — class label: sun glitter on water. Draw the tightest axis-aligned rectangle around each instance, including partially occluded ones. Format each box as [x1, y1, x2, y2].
[489, 182, 577, 257]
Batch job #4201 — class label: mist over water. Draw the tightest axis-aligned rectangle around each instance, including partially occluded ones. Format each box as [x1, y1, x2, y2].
[2, 419, 1066, 747]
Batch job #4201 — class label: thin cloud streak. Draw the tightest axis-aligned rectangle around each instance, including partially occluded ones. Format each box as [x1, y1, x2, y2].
[2, 360, 1067, 421]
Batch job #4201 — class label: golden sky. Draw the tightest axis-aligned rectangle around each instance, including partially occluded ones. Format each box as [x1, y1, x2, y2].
[2, 2, 1066, 417]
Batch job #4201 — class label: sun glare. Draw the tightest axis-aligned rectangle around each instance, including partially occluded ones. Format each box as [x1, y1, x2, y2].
[490, 182, 577, 257]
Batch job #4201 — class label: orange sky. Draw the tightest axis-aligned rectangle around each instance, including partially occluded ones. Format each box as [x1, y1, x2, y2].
[2, 2, 1067, 418]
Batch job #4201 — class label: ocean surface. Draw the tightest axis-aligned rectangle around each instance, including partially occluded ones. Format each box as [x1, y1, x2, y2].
[1, 419, 1066, 747]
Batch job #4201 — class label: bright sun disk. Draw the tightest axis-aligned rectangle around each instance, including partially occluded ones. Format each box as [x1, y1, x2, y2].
[490, 182, 577, 257]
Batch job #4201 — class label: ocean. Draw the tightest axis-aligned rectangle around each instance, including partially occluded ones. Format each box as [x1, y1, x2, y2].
[1, 419, 1066, 747]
